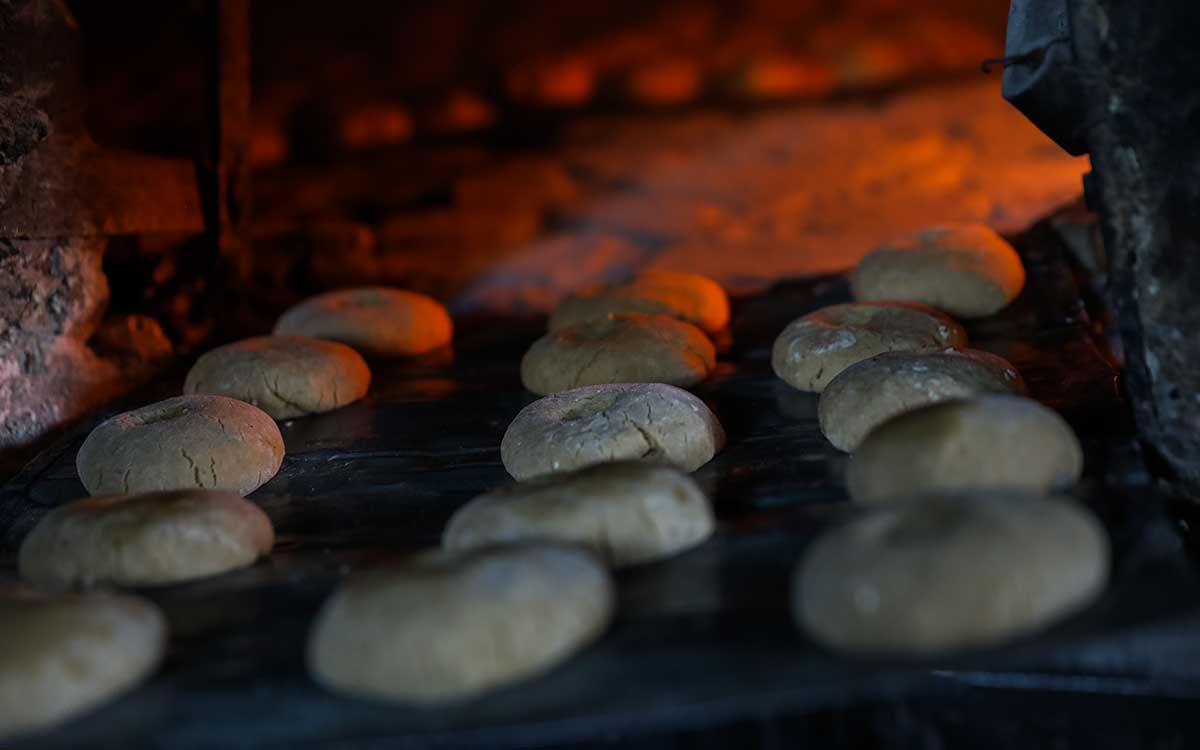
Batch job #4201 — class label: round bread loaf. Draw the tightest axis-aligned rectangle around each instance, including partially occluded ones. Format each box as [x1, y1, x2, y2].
[184, 335, 371, 420]
[501, 383, 725, 480]
[274, 287, 453, 357]
[19, 489, 275, 588]
[847, 395, 1083, 504]
[444, 461, 714, 567]
[793, 492, 1110, 655]
[521, 313, 716, 396]
[817, 349, 1024, 452]
[771, 302, 966, 392]
[307, 543, 614, 703]
[76, 395, 285, 496]
[851, 224, 1026, 318]
[0, 590, 166, 741]
[550, 271, 730, 333]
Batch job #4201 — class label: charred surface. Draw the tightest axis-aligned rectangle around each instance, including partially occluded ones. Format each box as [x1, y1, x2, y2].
[1068, 0, 1200, 498]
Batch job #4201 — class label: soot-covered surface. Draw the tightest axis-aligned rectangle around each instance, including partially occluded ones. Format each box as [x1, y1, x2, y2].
[1, 218, 1198, 749]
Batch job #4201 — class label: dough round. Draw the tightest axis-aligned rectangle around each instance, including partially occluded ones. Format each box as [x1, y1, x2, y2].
[19, 489, 275, 588]
[0, 590, 166, 740]
[771, 302, 966, 392]
[847, 395, 1084, 504]
[793, 492, 1109, 655]
[76, 395, 285, 497]
[274, 287, 453, 357]
[818, 349, 1024, 452]
[184, 335, 371, 420]
[307, 543, 614, 703]
[851, 224, 1026, 318]
[444, 461, 714, 567]
[521, 313, 716, 396]
[550, 271, 730, 333]
[501, 383, 725, 480]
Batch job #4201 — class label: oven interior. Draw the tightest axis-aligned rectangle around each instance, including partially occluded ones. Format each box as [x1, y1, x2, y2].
[2, 1, 1199, 747]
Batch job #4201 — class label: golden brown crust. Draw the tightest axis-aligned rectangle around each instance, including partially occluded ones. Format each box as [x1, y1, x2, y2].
[550, 271, 730, 333]
[274, 287, 453, 357]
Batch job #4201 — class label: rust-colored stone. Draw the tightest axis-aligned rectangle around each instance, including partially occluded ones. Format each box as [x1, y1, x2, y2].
[91, 314, 174, 365]
[0, 237, 121, 472]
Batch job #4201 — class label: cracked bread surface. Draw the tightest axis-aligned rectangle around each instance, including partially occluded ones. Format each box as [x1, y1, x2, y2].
[501, 383, 724, 480]
[771, 302, 966, 393]
[76, 395, 284, 497]
[520, 312, 716, 396]
[817, 348, 1025, 452]
[184, 335, 371, 419]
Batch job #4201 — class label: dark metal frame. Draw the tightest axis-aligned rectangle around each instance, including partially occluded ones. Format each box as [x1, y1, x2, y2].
[1001, 0, 1200, 499]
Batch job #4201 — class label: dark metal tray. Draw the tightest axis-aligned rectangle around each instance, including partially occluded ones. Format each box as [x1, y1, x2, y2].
[2, 219, 1199, 749]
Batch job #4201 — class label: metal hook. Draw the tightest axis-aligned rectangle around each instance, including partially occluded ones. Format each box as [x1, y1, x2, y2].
[981, 36, 1070, 74]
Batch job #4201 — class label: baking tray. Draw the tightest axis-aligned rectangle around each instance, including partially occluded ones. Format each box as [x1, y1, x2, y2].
[2, 217, 1199, 749]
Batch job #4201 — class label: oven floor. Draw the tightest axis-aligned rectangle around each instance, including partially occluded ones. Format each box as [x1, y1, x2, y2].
[3, 215, 1199, 749]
